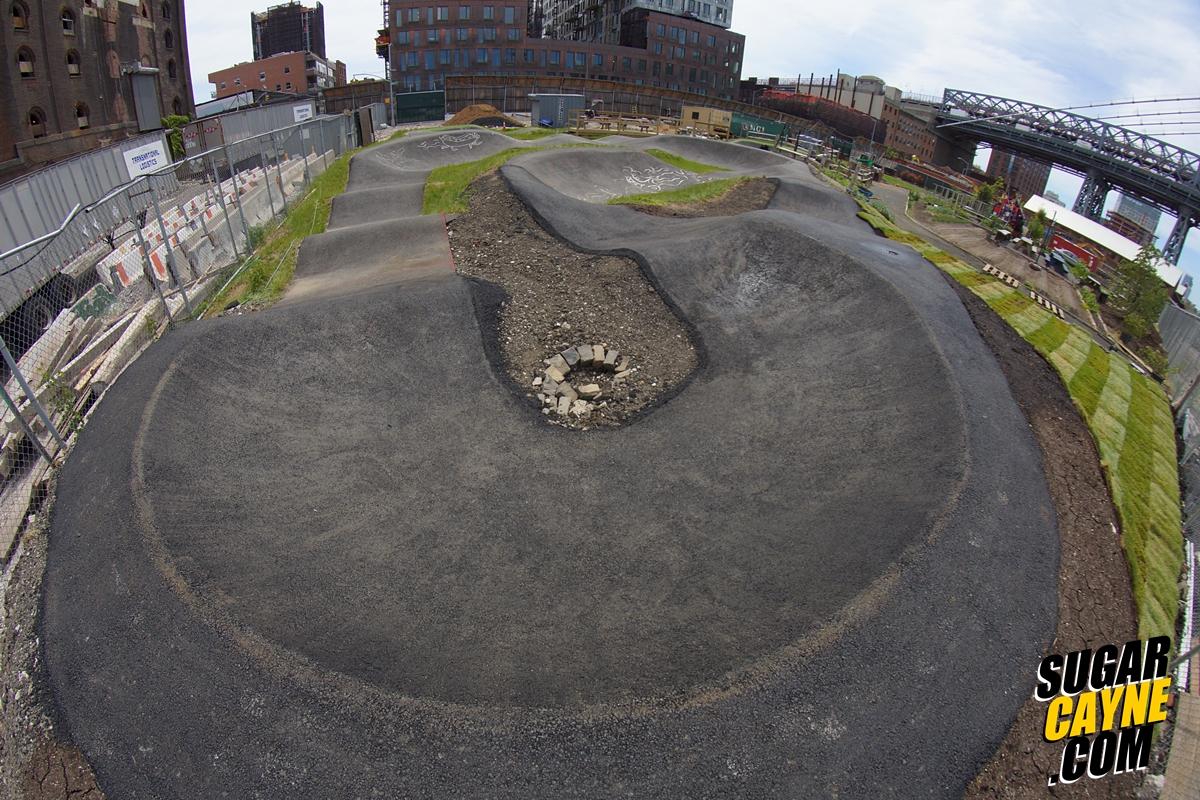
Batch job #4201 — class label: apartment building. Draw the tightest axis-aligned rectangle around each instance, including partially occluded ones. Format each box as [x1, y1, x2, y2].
[385, 0, 744, 98]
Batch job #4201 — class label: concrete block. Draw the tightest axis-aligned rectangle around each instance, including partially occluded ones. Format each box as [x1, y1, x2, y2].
[577, 345, 594, 365]
[557, 396, 570, 415]
[542, 377, 560, 395]
[603, 349, 619, 370]
[547, 354, 570, 374]
[578, 384, 602, 400]
[615, 356, 630, 373]
[560, 347, 580, 367]
[544, 366, 566, 384]
[559, 383, 579, 402]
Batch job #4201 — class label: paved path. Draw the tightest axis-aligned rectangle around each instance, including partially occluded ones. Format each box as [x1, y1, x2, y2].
[41, 129, 1059, 798]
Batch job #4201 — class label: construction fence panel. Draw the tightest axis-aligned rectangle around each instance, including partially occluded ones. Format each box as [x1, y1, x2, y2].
[1162, 303, 1200, 418]
[0, 113, 352, 564]
[0, 130, 170, 254]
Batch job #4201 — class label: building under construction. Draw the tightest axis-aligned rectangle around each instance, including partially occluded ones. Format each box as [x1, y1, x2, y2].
[252, 2, 326, 61]
[756, 94, 881, 143]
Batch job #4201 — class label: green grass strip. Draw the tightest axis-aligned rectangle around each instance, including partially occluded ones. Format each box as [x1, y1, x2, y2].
[200, 142, 369, 315]
[644, 148, 729, 174]
[608, 176, 752, 207]
[853, 197, 1183, 642]
[423, 143, 600, 214]
[1069, 344, 1111, 419]
[1026, 317, 1072, 355]
[504, 127, 566, 140]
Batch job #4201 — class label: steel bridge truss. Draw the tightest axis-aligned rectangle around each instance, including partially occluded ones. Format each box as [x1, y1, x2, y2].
[937, 89, 1200, 264]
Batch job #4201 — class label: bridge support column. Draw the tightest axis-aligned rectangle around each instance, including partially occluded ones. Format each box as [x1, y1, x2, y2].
[1072, 169, 1111, 221]
[1164, 207, 1197, 265]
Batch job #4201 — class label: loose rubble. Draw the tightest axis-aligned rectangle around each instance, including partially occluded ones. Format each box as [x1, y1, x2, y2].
[449, 170, 700, 429]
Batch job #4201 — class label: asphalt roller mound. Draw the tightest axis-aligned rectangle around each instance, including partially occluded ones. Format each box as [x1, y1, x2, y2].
[40, 133, 1061, 797]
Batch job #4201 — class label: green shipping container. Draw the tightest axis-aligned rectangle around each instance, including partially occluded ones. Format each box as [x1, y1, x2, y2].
[731, 112, 788, 140]
[393, 90, 445, 123]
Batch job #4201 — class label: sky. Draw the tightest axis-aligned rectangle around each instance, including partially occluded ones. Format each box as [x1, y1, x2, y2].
[184, 0, 1200, 279]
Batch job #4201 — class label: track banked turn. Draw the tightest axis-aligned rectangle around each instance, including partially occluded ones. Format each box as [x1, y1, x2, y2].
[42, 128, 1059, 798]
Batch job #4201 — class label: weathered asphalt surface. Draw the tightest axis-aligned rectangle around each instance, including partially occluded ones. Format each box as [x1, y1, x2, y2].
[40, 128, 1059, 797]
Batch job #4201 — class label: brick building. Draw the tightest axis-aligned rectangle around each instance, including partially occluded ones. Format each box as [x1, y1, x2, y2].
[985, 149, 1051, 201]
[0, 0, 193, 182]
[880, 101, 936, 162]
[384, 1, 744, 98]
[209, 51, 345, 99]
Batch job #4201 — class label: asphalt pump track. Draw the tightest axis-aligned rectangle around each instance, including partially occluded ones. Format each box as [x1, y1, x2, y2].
[40, 128, 1059, 797]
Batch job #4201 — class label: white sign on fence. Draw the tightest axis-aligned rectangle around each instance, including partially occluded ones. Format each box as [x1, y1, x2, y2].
[122, 140, 168, 180]
[293, 103, 315, 123]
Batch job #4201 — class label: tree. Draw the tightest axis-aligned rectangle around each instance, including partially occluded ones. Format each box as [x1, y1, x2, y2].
[161, 114, 190, 160]
[1027, 208, 1049, 245]
[975, 178, 1005, 208]
[1111, 244, 1171, 335]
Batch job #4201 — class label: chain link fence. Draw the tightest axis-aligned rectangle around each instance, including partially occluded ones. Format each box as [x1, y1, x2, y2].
[0, 113, 354, 561]
[1159, 302, 1200, 686]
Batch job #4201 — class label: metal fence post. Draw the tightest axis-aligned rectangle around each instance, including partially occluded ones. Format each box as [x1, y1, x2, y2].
[207, 154, 241, 261]
[148, 183, 193, 318]
[222, 144, 253, 251]
[0, 336, 64, 450]
[318, 121, 329, 171]
[259, 150, 278, 216]
[0, 382, 53, 464]
[299, 126, 312, 188]
[271, 134, 289, 213]
[125, 190, 173, 323]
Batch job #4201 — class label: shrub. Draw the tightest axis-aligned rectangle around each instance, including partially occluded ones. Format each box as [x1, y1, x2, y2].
[1124, 311, 1151, 339]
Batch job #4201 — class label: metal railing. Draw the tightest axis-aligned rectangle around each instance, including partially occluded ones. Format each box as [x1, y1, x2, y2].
[0, 112, 355, 563]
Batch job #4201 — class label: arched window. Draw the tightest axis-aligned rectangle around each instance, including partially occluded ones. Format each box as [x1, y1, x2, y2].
[66, 49, 81, 76]
[75, 103, 89, 129]
[167, 58, 176, 80]
[160, 1, 169, 20]
[17, 46, 34, 77]
[61, 7, 75, 34]
[12, 1, 28, 29]
[139, 1, 147, 18]
[172, 96, 182, 115]
[28, 108, 46, 138]
[164, 29, 173, 49]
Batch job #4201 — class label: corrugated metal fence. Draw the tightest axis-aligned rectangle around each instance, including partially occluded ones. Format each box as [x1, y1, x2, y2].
[0, 131, 170, 254]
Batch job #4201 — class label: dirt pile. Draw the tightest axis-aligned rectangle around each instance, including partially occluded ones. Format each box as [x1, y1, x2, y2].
[446, 104, 522, 128]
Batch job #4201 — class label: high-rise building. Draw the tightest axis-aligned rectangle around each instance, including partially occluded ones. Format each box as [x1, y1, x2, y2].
[384, 0, 744, 97]
[0, 0, 194, 183]
[1104, 194, 1161, 247]
[985, 149, 1051, 201]
[252, 2, 326, 61]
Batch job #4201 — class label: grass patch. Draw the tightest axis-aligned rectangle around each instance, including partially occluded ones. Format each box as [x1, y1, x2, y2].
[854, 197, 1184, 642]
[423, 143, 601, 214]
[644, 149, 729, 174]
[424, 148, 529, 214]
[608, 176, 752, 207]
[881, 174, 924, 193]
[931, 211, 971, 224]
[200, 135, 405, 315]
[505, 127, 566, 139]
